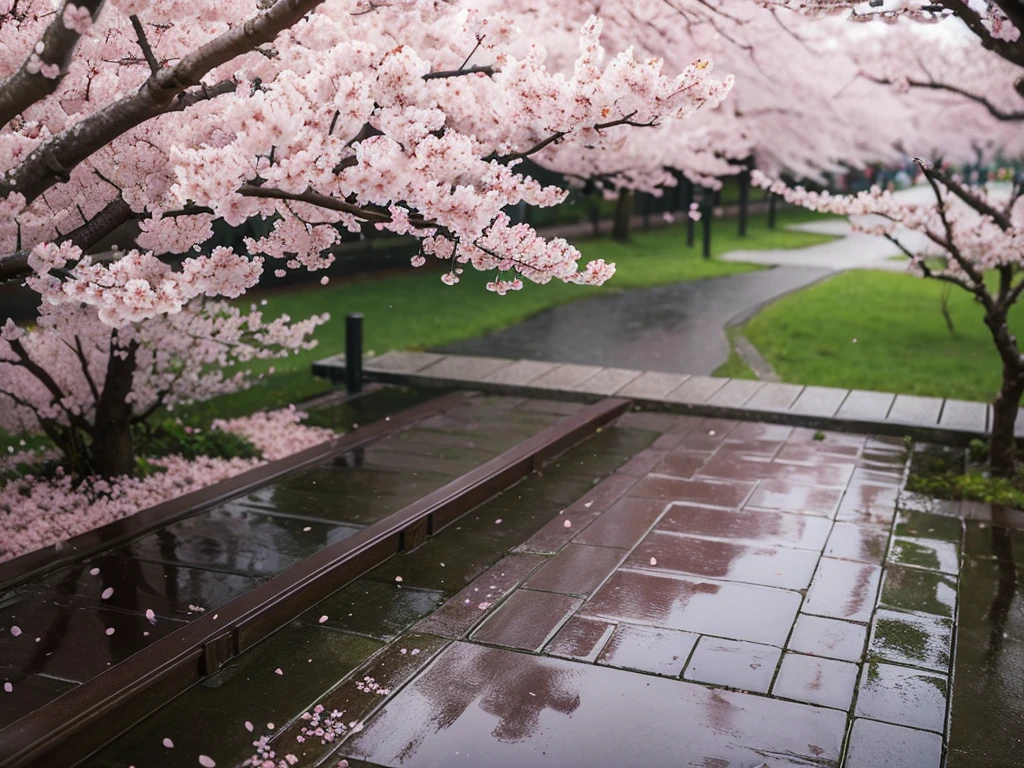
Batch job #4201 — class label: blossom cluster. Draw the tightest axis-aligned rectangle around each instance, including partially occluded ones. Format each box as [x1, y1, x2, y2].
[752, 169, 1024, 284]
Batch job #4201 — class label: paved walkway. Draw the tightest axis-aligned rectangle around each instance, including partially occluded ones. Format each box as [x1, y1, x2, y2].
[73, 405, 1024, 767]
[437, 266, 832, 375]
[314, 351, 1009, 446]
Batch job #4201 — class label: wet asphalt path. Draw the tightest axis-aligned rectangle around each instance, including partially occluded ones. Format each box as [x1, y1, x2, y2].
[436, 266, 833, 375]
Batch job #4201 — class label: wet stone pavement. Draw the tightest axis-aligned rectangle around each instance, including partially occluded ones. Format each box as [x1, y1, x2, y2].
[7, 405, 1023, 768]
[0, 392, 582, 732]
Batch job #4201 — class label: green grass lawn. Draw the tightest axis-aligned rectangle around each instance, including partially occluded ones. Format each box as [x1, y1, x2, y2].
[180, 207, 833, 421]
[741, 270, 1017, 403]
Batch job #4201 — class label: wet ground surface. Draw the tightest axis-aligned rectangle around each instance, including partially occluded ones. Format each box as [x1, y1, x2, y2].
[4, 401, 1023, 768]
[436, 266, 831, 375]
[0, 391, 584, 732]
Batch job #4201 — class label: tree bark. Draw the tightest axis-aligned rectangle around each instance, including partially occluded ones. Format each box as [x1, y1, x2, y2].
[612, 189, 633, 242]
[91, 342, 138, 479]
[985, 310, 1024, 477]
[989, 366, 1023, 478]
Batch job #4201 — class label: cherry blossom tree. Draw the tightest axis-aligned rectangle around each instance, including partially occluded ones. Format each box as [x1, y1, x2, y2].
[756, 0, 1024, 476]
[0, 0, 732, 478]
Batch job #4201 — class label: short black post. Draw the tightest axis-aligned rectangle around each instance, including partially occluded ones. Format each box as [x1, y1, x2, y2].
[738, 167, 750, 237]
[642, 192, 651, 229]
[684, 178, 695, 247]
[701, 189, 712, 260]
[345, 312, 364, 393]
[767, 191, 777, 229]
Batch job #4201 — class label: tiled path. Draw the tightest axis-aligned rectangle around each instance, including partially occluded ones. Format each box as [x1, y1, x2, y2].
[344, 415, 956, 768]
[0, 393, 580, 732]
[314, 350, 1007, 445]
[63, 406, 1024, 768]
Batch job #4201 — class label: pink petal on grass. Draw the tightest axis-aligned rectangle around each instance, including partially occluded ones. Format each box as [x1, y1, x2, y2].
[101, 587, 114, 600]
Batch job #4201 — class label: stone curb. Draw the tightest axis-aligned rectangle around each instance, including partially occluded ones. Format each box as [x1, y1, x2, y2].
[312, 351, 1007, 446]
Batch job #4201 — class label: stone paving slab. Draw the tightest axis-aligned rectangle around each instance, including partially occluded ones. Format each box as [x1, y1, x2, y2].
[73, 401, 1015, 768]
[315, 352, 1009, 442]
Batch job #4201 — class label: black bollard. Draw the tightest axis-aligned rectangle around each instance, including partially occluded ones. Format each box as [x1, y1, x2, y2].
[768, 192, 777, 230]
[345, 312, 363, 393]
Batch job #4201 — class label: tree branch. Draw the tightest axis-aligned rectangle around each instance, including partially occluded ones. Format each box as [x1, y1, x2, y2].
[129, 14, 161, 75]
[422, 65, 495, 80]
[917, 159, 1012, 229]
[0, 0, 106, 130]
[0, 0, 326, 205]
[866, 73, 1024, 122]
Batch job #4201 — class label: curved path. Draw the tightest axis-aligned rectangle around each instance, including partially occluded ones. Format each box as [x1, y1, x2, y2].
[439, 193, 940, 375]
[437, 265, 832, 375]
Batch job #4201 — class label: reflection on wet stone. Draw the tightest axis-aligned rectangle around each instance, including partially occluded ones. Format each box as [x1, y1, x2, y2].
[823, 522, 890, 564]
[302, 579, 445, 641]
[683, 637, 781, 693]
[583, 569, 800, 646]
[471, 589, 581, 651]
[868, 608, 953, 672]
[879, 565, 957, 618]
[657, 502, 833, 550]
[771, 652, 858, 710]
[544, 616, 616, 663]
[803, 558, 882, 623]
[596, 623, 698, 677]
[787, 614, 867, 663]
[344, 642, 847, 767]
[855, 662, 948, 733]
[628, 531, 819, 590]
[845, 719, 944, 768]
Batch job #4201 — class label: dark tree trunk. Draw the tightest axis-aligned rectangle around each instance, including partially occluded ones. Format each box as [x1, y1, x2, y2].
[684, 179, 695, 247]
[91, 341, 138, 479]
[738, 168, 750, 237]
[768, 192, 777, 229]
[612, 189, 633, 242]
[985, 310, 1024, 478]
[701, 189, 713, 260]
[990, 370, 1023, 478]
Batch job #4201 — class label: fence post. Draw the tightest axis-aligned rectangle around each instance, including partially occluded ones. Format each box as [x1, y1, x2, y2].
[345, 313, 363, 393]
[768, 192, 777, 230]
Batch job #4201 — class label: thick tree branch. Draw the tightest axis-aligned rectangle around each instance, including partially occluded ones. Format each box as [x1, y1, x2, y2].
[0, 197, 133, 282]
[0, 0, 326, 205]
[866, 74, 1024, 122]
[937, 0, 1024, 68]
[0, 0, 106, 130]
[422, 65, 495, 80]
